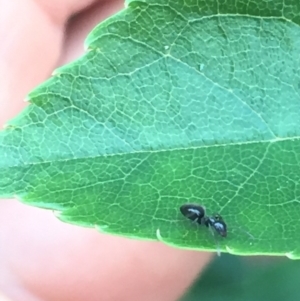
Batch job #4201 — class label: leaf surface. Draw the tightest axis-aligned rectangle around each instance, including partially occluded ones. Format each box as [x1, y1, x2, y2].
[1, 0, 300, 257]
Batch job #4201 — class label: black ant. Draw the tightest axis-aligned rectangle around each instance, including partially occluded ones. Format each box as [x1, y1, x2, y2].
[180, 203, 227, 237]
[180, 203, 254, 256]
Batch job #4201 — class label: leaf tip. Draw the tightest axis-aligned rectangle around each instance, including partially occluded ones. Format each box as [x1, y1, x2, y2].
[51, 69, 61, 77]
[95, 224, 109, 233]
[2, 123, 11, 130]
[285, 251, 298, 260]
[156, 228, 163, 241]
[24, 95, 30, 102]
[225, 245, 236, 254]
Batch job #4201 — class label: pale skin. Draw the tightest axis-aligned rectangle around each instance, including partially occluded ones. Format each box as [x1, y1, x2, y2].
[0, 1, 212, 300]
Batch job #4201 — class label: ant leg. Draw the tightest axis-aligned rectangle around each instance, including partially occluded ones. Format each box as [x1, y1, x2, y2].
[209, 225, 221, 256]
[205, 217, 222, 256]
[205, 223, 220, 256]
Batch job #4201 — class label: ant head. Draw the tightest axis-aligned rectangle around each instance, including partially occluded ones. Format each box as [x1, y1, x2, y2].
[207, 215, 227, 237]
[214, 220, 227, 237]
[212, 213, 224, 222]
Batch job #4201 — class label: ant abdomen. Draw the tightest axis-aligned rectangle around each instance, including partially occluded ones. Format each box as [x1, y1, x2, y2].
[179, 203, 206, 225]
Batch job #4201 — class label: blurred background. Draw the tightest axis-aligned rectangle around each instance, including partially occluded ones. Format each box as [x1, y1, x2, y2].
[180, 254, 299, 301]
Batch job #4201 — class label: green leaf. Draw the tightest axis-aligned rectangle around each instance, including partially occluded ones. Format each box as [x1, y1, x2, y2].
[0, 0, 300, 257]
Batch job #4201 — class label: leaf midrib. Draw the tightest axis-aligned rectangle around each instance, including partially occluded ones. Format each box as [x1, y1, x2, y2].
[1, 135, 298, 169]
